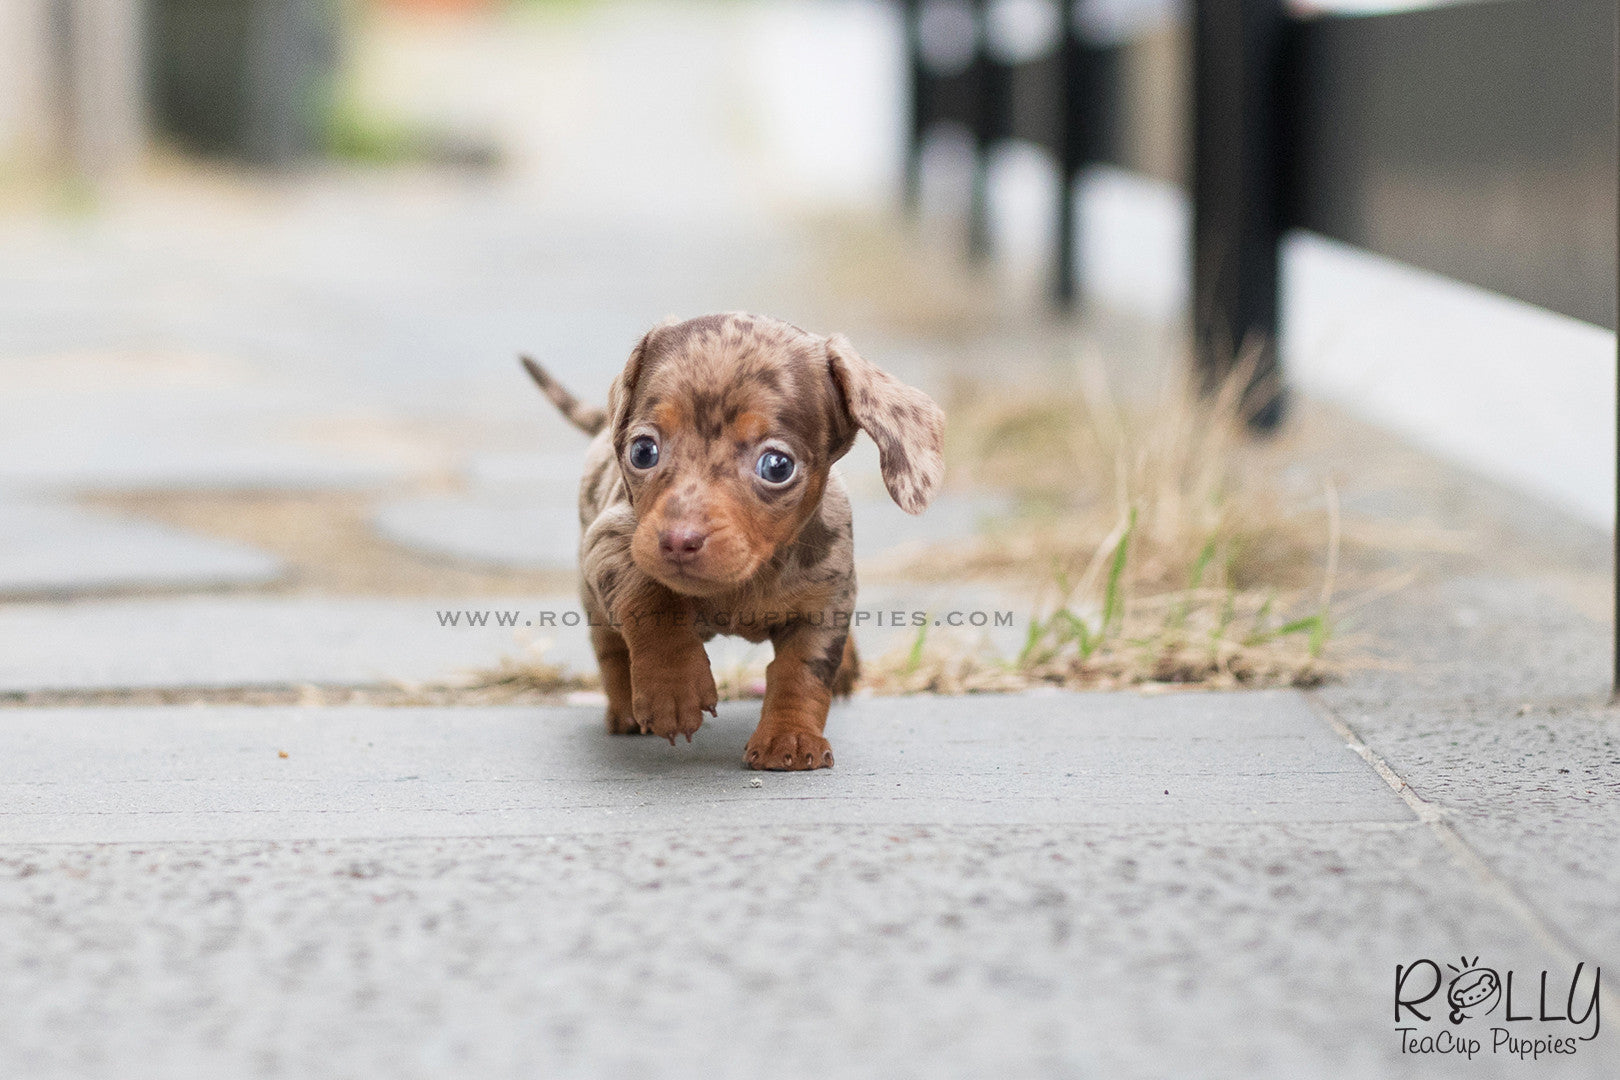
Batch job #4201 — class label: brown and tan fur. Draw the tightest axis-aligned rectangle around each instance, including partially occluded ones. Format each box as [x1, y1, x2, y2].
[523, 313, 945, 770]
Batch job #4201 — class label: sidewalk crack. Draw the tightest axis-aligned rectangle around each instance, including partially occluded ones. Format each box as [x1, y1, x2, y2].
[1306, 689, 1618, 1020]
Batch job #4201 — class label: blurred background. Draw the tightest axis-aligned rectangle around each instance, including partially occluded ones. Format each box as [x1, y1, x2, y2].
[0, 0, 1614, 689]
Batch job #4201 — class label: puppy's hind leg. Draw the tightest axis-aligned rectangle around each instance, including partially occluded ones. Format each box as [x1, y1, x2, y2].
[591, 623, 642, 734]
[831, 634, 860, 697]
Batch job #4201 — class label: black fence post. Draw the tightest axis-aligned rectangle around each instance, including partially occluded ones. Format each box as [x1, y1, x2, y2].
[902, 0, 925, 213]
[1192, 0, 1287, 429]
[1054, 0, 1081, 306]
[967, 0, 999, 262]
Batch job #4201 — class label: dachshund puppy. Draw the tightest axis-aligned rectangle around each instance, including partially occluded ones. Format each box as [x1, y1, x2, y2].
[523, 313, 945, 770]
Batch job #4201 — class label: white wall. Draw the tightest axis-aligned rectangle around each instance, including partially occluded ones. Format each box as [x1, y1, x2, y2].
[1284, 234, 1616, 528]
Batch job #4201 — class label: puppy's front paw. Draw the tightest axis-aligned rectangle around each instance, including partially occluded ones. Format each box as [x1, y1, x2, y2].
[605, 709, 649, 735]
[744, 728, 833, 771]
[629, 645, 718, 744]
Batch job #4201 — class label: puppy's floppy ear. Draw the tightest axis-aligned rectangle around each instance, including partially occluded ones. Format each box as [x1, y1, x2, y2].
[606, 328, 656, 448]
[826, 334, 945, 515]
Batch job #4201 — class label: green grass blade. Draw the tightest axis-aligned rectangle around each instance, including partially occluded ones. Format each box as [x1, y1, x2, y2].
[904, 618, 930, 673]
[1018, 614, 1047, 665]
[1101, 508, 1136, 635]
[1190, 536, 1218, 589]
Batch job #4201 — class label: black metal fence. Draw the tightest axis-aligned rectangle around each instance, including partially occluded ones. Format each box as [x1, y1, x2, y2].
[902, 0, 1616, 411]
[903, 0, 1619, 683]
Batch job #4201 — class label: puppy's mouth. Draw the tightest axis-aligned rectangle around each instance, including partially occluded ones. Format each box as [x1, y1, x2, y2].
[644, 559, 753, 596]
[631, 536, 764, 596]
[667, 566, 725, 590]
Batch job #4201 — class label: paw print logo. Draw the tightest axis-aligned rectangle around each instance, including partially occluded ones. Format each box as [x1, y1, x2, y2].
[1446, 957, 1501, 1024]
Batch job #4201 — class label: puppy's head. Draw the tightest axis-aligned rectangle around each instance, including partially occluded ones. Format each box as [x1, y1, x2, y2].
[607, 313, 945, 596]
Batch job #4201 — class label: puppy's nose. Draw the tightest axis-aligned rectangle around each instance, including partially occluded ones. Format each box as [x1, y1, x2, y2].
[659, 525, 708, 562]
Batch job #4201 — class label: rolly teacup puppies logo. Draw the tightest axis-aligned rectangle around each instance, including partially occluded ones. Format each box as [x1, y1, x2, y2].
[1394, 957, 1601, 1060]
[1447, 957, 1502, 1023]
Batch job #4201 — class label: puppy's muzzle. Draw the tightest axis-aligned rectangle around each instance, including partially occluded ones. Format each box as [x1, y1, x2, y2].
[658, 524, 709, 566]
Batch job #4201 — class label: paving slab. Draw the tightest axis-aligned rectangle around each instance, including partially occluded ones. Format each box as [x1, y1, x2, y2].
[1330, 697, 1620, 971]
[0, 190, 799, 428]
[1251, 432, 1620, 1075]
[0, 358, 420, 492]
[0, 434, 412, 492]
[371, 494, 583, 569]
[0, 691, 1411, 843]
[0, 500, 283, 597]
[0, 596, 589, 693]
[362, 451, 617, 569]
[1306, 494, 1620, 980]
[1326, 575, 1610, 708]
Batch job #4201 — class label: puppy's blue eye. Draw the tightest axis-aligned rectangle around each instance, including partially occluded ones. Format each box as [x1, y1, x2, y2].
[628, 436, 659, 470]
[756, 450, 795, 485]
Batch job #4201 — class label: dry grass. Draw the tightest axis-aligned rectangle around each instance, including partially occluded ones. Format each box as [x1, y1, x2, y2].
[923, 356, 1322, 590]
[860, 354, 1345, 694]
[444, 640, 599, 701]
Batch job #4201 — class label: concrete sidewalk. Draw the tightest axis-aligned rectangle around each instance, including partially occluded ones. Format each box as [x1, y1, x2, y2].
[0, 692, 1404, 842]
[1, 691, 1610, 1079]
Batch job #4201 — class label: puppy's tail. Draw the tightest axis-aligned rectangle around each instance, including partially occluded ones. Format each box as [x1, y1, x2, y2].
[521, 356, 606, 436]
